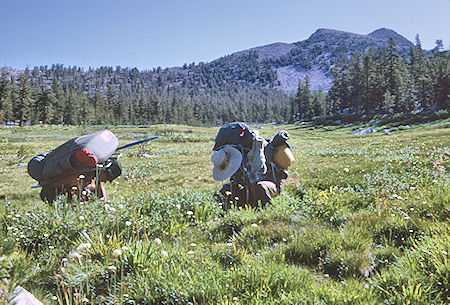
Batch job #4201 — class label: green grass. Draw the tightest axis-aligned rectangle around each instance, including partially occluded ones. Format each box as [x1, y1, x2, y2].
[0, 120, 449, 304]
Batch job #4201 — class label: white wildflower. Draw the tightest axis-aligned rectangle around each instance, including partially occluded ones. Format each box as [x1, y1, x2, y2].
[113, 249, 122, 257]
[70, 251, 82, 259]
[154, 237, 162, 245]
[77, 243, 91, 251]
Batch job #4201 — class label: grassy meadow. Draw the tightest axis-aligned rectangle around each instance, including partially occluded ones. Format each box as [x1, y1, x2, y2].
[0, 119, 449, 304]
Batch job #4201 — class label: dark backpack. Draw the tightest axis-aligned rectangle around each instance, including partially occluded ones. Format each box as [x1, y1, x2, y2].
[213, 122, 255, 151]
[28, 130, 119, 186]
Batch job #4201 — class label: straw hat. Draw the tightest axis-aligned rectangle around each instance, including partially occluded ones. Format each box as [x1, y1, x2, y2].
[273, 144, 295, 169]
[211, 145, 243, 181]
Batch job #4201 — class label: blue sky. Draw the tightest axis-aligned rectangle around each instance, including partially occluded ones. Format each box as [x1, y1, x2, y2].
[1, 0, 449, 70]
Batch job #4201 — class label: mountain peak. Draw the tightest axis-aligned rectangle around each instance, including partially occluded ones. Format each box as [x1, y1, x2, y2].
[368, 28, 413, 46]
[309, 28, 364, 39]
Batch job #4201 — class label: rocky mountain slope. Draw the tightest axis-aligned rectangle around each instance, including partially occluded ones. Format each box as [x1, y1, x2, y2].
[220, 27, 413, 93]
[2, 28, 414, 95]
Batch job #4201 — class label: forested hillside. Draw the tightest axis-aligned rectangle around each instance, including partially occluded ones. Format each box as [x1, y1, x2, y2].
[0, 28, 448, 126]
[292, 38, 449, 120]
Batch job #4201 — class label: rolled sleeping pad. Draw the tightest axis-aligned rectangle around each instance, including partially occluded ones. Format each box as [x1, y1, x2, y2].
[28, 130, 118, 186]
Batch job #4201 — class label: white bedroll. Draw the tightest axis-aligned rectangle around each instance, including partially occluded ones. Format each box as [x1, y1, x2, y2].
[12, 286, 43, 305]
[1, 285, 43, 305]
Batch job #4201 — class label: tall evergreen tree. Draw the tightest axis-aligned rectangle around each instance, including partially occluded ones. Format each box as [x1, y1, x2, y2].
[92, 93, 106, 124]
[106, 84, 117, 123]
[63, 88, 77, 125]
[385, 38, 404, 110]
[361, 49, 378, 113]
[36, 88, 54, 124]
[0, 71, 11, 124]
[428, 43, 449, 111]
[348, 52, 363, 113]
[150, 94, 162, 124]
[295, 76, 313, 119]
[50, 78, 65, 124]
[117, 93, 130, 124]
[15, 70, 33, 126]
[9, 77, 18, 124]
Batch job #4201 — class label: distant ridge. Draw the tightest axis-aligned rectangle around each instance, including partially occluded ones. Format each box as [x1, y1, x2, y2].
[222, 27, 413, 92]
[2, 28, 415, 94]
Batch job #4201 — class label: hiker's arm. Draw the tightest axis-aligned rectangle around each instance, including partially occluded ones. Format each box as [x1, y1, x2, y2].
[98, 181, 106, 202]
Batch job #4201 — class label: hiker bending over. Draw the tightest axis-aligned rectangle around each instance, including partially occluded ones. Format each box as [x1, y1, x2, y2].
[211, 122, 294, 208]
[28, 130, 122, 203]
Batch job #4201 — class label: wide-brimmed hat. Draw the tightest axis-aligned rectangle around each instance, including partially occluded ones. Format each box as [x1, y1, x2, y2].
[211, 145, 243, 181]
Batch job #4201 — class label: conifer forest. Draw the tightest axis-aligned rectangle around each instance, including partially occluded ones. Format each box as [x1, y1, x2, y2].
[0, 38, 448, 127]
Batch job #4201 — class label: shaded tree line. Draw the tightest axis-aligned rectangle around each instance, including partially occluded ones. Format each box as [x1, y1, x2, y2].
[0, 65, 289, 126]
[292, 37, 449, 120]
[1, 37, 448, 127]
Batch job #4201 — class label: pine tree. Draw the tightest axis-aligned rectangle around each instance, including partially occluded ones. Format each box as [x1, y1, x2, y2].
[398, 69, 420, 112]
[9, 77, 18, 124]
[0, 71, 11, 124]
[36, 88, 54, 124]
[106, 84, 117, 123]
[77, 94, 91, 125]
[118, 93, 130, 124]
[361, 49, 377, 113]
[295, 76, 313, 119]
[409, 35, 431, 111]
[348, 52, 363, 113]
[150, 94, 162, 124]
[92, 93, 106, 124]
[382, 91, 395, 114]
[63, 88, 77, 125]
[16, 70, 33, 126]
[385, 38, 403, 110]
[312, 88, 326, 116]
[50, 78, 65, 124]
[327, 55, 349, 114]
[428, 43, 449, 111]
[169, 94, 181, 123]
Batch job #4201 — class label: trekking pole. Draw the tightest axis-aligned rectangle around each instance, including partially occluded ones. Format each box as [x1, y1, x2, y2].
[116, 136, 159, 151]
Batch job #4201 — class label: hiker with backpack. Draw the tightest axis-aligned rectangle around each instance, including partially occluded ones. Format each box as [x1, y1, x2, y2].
[28, 129, 122, 203]
[211, 122, 294, 209]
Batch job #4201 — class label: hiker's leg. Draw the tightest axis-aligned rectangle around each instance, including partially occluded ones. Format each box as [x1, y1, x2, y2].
[252, 181, 279, 207]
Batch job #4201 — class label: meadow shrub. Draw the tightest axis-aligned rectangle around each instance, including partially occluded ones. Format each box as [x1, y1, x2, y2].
[284, 224, 374, 279]
[370, 223, 449, 304]
[235, 221, 298, 251]
[210, 242, 247, 268]
[367, 213, 426, 249]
